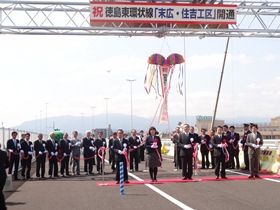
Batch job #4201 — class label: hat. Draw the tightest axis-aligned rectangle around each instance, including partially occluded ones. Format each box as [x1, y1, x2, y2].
[243, 123, 249, 127]
[229, 126, 235, 129]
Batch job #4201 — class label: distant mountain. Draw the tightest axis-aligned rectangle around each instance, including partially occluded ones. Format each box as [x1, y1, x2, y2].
[12, 114, 195, 134]
[12, 114, 271, 134]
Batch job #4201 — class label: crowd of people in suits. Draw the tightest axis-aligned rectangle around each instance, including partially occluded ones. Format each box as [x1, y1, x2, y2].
[172, 123, 263, 180]
[0, 123, 263, 210]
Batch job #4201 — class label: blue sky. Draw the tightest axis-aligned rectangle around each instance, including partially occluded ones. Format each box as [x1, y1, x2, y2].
[0, 34, 279, 129]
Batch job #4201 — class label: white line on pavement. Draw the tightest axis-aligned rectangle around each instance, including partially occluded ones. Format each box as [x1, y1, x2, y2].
[104, 159, 194, 209]
[226, 170, 280, 183]
[128, 172, 194, 210]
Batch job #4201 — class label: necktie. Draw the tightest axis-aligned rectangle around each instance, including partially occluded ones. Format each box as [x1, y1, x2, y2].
[14, 140, 16, 147]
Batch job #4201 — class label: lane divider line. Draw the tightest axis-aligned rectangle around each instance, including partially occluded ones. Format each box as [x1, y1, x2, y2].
[104, 159, 194, 210]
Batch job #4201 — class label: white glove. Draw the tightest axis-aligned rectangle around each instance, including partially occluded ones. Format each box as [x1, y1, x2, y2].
[110, 146, 113, 149]
[68, 143, 71, 146]
[20, 150, 24, 153]
[51, 152, 55, 156]
[55, 143, 58, 147]
[70, 152, 72, 157]
[43, 143, 46, 147]
[255, 145, 260, 149]
[118, 150, 123, 155]
[39, 151, 43, 155]
[63, 153, 67, 156]
[209, 144, 213, 149]
[217, 144, 222, 148]
[75, 142, 80, 146]
[28, 151, 33, 155]
[137, 139, 140, 142]
[222, 144, 227, 148]
[55, 151, 58, 156]
[190, 138, 194, 143]
[89, 146, 95, 151]
[123, 143, 127, 148]
[102, 147, 105, 149]
[8, 149, 13, 152]
[30, 145, 34, 148]
[252, 144, 256, 148]
[229, 139, 234, 143]
[17, 143, 21, 148]
[201, 140, 205, 144]
[256, 138, 260, 142]
[184, 144, 191, 149]
[134, 146, 137, 149]
[44, 150, 48, 153]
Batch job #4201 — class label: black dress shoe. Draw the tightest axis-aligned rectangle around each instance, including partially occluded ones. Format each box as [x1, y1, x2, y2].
[150, 179, 154, 182]
[221, 176, 228, 179]
[124, 180, 129, 184]
[215, 176, 219, 179]
[182, 177, 187, 180]
[188, 178, 193, 180]
[116, 181, 120, 184]
[154, 179, 158, 182]
[255, 175, 261, 178]
[14, 178, 20, 181]
[248, 175, 254, 179]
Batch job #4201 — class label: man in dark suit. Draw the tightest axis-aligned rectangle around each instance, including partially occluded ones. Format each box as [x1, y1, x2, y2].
[0, 143, 9, 210]
[6, 131, 20, 180]
[199, 128, 211, 169]
[223, 125, 231, 168]
[46, 132, 59, 178]
[113, 129, 129, 184]
[172, 127, 182, 170]
[60, 133, 71, 177]
[228, 126, 240, 169]
[20, 133, 33, 180]
[83, 130, 95, 175]
[109, 132, 117, 173]
[34, 133, 47, 179]
[139, 130, 145, 162]
[211, 126, 228, 179]
[246, 124, 263, 178]
[129, 129, 141, 172]
[179, 124, 194, 180]
[94, 132, 107, 174]
[241, 123, 251, 170]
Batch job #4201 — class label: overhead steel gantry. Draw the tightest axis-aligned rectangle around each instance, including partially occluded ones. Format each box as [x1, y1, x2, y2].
[0, 0, 280, 38]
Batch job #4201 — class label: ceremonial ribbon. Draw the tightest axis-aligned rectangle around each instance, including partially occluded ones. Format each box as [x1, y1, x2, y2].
[8, 151, 19, 162]
[21, 153, 31, 160]
[222, 143, 230, 162]
[276, 141, 280, 177]
[202, 138, 214, 152]
[123, 150, 129, 167]
[97, 147, 106, 160]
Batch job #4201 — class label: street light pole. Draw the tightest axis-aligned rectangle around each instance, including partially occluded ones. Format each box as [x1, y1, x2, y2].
[90, 106, 96, 133]
[104, 98, 110, 139]
[40, 110, 42, 133]
[126, 79, 136, 131]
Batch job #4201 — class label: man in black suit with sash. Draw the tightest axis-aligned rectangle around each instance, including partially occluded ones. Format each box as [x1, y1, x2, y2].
[211, 126, 228, 179]
[179, 124, 195, 180]
[223, 125, 231, 168]
[46, 132, 59, 178]
[241, 123, 251, 170]
[228, 126, 240, 169]
[20, 133, 33, 180]
[0, 143, 9, 210]
[94, 132, 107, 174]
[34, 133, 47, 179]
[113, 129, 129, 184]
[83, 130, 95, 175]
[109, 132, 117, 173]
[199, 128, 211, 169]
[6, 131, 20, 180]
[60, 133, 71, 177]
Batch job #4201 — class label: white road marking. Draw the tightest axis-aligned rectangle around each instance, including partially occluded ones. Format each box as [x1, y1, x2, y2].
[104, 159, 194, 210]
[226, 170, 280, 183]
[128, 172, 194, 210]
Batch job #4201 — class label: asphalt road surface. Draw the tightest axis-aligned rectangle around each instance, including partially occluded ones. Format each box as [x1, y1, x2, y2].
[4, 155, 280, 210]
